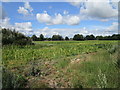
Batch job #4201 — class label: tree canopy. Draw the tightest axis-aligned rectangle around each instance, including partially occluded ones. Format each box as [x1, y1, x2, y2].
[85, 35, 96, 40]
[73, 34, 84, 41]
[65, 36, 69, 40]
[52, 35, 64, 41]
[39, 34, 44, 41]
[2, 28, 32, 45]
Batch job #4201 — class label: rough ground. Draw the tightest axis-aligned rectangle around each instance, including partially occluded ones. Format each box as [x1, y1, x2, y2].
[9, 52, 97, 88]
[24, 53, 96, 88]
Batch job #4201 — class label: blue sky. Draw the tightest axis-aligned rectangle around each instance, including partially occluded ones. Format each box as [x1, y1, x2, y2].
[0, 1, 118, 37]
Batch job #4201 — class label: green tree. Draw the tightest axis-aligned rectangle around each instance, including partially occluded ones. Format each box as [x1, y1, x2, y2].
[73, 34, 84, 41]
[85, 34, 95, 40]
[39, 34, 44, 41]
[111, 34, 120, 40]
[96, 36, 104, 40]
[52, 35, 64, 41]
[65, 36, 69, 40]
[31, 35, 38, 41]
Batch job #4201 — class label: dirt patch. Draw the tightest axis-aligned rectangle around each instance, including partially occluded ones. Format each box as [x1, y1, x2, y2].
[70, 52, 97, 64]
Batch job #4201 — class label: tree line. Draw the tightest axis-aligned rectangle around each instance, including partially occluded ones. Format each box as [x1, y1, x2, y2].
[1, 28, 120, 45]
[32, 34, 120, 41]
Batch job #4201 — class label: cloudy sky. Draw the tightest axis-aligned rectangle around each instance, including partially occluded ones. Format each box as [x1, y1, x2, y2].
[0, 0, 119, 38]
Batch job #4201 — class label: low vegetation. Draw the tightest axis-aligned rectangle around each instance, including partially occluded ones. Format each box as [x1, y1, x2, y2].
[2, 40, 120, 88]
[1, 28, 120, 88]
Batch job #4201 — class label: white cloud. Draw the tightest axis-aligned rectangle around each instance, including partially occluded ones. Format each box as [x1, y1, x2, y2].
[36, 11, 80, 25]
[88, 22, 118, 36]
[34, 27, 89, 38]
[36, 11, 51, 23]
[14, 22, 33, 35]
[2, 17, 10, 25]
[24, 2, 33, 12]
[67, 0, 87, 7]
[106, 22, 118, 33]
[110, 0, 118, 9]
[67, 0, 118, 21]
[15, 22, 32, 32]
[1, 18, 118, 37]
[63, 10, 69, 15]
[80, 0, 118, 20]
[18, 7, 29, 15]
[52, 13, 63, 25]
[66, 15, 80, 25]
[0, 17, 14, 29]
[33, 21, 118, 37]
[17, 2, 33, 16]
[0, 18, 33, 36]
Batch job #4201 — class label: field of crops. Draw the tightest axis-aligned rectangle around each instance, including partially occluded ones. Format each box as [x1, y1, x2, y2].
[2, 40, 120, 88]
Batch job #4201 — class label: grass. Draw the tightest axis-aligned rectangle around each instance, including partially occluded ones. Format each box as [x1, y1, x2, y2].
[73, 51, 118, 88]
[2, 40, 119, 88]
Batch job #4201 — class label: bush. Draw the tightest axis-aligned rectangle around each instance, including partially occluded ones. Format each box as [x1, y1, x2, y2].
[2, 68, 27, 88]
[2, 28, 32, 45]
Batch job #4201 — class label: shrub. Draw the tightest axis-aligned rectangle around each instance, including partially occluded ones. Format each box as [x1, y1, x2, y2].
[2, 68, 27, 88]
[2, 28, 32, 45]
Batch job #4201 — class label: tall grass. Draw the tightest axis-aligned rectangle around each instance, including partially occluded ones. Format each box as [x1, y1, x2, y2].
[68, 44, 119, 88]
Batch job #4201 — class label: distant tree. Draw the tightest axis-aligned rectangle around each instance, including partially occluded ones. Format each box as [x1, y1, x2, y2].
[52, 35, 64, 41]
[104, 36, 112, 40]
[96, 36, 104, 40]
[85, 34, 95, 40]
[39, 34, 44, 41]
[111, 34, 120, 40]
[47, 38, 52, 41]
[96, 34, 120, 40]
[70, 38, 73, 40]
[31, 35, 38, 41]
[45, 38, 52, 41]
[65, 36, 69, 40]
[73, 34, 84, 41]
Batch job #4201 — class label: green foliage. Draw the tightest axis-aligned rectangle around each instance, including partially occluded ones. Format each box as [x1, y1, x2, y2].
[117, 58, 120, 69]
[72, 78, 83, 88]
[52, 35, 64, 41]
[65, 36, 69, 40]
[96, 34, 120, 40]
[30, 66, 41, 76]
[73, 34, 84, 41]
[2, 28, 32, 45]
[2, 68, 27, 88]
[2, 40, 119, 88]
[69, 50, 119, 88]
[31, 34, 38, 41]
[55, 58, 70, 69]
[85, 34, 95, 40]
[39, 34, 44, 41]
[45, 37, 52, 41]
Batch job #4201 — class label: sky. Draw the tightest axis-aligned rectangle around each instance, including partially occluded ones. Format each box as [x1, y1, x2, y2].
[0, 0, 119, 38]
